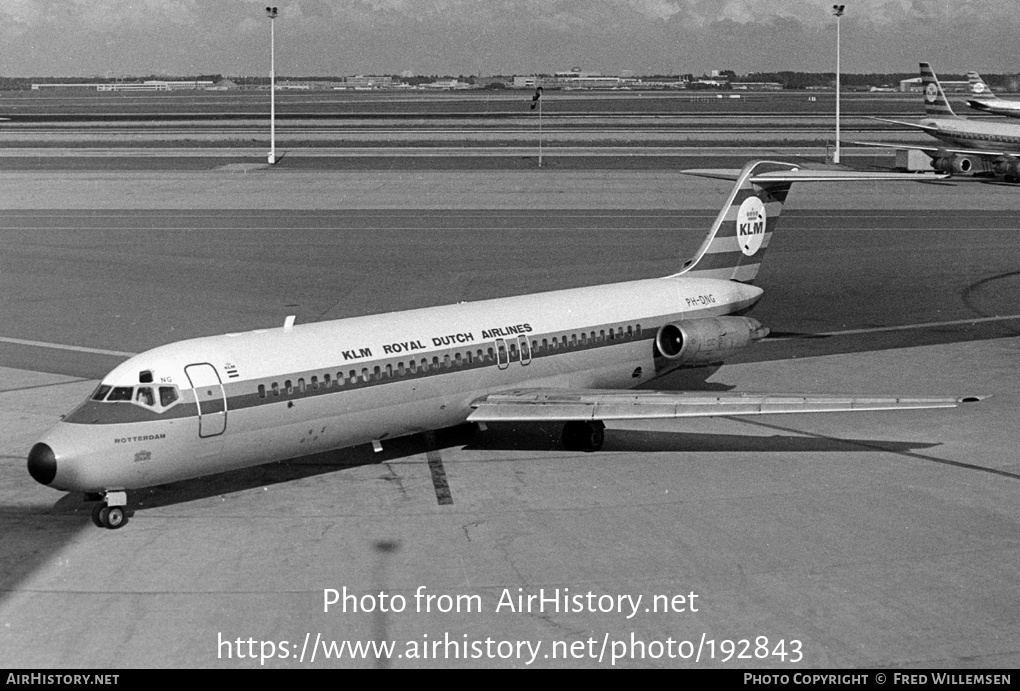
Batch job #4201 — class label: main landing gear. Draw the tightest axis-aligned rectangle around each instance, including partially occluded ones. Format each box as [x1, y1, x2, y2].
[562, 420, 606, 452]
[89, 490, 128, 530]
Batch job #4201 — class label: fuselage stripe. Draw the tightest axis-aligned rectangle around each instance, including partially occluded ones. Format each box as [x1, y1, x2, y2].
[65, 300, 760, 426]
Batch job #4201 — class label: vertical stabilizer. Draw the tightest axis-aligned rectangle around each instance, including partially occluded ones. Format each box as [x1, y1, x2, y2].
[675, 160, 795, 284]
[967, 71, 996, 99]
[920, 62, 959, 118]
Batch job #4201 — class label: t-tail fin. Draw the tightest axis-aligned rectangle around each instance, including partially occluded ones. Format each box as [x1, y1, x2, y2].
[967, 71, 996, 99]
[920, 62, 959, 118]
[675, 160, 793, 283]
[678, 161, 950, 284]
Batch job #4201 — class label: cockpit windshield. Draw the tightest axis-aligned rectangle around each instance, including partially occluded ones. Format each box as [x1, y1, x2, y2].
[136, 387, 155, 407]
[106, 386, 134, 402]
[89, 383, 179, 411]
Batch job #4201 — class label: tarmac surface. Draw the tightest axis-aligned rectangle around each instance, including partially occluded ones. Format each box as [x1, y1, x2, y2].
[1, 166, 1018, 668]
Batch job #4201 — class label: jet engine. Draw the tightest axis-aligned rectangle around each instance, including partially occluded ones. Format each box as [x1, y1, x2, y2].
[932, 155, 973, 175]
[994, 157, 1020, 180]
[654, 316, 769, 366]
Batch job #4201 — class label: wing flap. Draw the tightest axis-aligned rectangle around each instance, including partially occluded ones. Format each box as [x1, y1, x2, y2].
[467, 389, 973, 423]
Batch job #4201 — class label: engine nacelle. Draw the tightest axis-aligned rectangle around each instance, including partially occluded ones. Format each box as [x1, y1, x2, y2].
[654, 317, 769, 366]
[933, 155, 973, 175]
[994, 158, 1020, 178]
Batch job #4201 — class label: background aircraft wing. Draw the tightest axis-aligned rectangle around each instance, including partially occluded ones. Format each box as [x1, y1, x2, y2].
[867, 116, 941, 132]
[853, 140, 1017, 159]
[467, 389, 978, 423]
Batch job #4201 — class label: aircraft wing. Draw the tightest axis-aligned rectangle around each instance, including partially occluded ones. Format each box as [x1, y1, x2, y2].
[868, 116, 941, 132]
[682, 167, 948, 182]
[852, 140, 1018, 159]
[467, 389, 978, 423]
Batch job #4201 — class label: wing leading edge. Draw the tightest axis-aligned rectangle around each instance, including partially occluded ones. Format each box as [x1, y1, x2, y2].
[467, 389, 980, 423]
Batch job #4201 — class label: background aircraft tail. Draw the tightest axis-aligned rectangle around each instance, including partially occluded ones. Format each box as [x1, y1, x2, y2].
[967, 71, 997, 99]
[920, 62, 959, 118]
[678, 161, 950, 284]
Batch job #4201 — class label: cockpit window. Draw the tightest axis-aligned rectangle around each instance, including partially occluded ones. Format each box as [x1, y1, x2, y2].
[88, 383, 179, 411]
[136, 387, 155, 407]
[107, 386, 134, 402]
[159, 386, 179, 407]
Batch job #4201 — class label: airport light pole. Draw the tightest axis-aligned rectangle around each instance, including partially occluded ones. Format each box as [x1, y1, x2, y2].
[266, 6, 278, 165]
[833, 4, 845, 164]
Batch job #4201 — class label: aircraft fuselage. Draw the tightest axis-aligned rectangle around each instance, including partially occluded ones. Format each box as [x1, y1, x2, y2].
[924, 117, 1020, 152]
[33, 276, 762, 494]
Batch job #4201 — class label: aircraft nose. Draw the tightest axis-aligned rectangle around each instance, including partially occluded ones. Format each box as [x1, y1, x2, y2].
[27, 443, 57, 486]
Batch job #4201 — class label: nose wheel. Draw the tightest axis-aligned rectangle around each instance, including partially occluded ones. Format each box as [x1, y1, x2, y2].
[89, 491, 129, 530]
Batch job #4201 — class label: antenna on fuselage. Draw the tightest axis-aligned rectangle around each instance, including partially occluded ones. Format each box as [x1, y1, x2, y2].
[283, 315, 296, 332]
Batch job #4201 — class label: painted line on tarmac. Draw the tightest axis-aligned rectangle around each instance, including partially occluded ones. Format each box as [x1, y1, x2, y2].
[0, 378, 92, 394]
[770, 315, 1020, 340]
[422, 431, 454, 506]
[0, 336, 136, 358]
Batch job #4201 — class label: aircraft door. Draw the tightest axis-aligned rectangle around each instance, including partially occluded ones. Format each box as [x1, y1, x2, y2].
[495, 339, 509, 370]
[185, 363, 227, 438]
[518, 335, 531, 366]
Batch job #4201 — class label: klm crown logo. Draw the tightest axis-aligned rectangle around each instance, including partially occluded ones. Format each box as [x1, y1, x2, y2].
[736, 196, 766, 256]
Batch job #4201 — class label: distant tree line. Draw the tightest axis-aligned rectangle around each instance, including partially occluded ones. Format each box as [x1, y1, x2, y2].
[2, 71, 1019, 91]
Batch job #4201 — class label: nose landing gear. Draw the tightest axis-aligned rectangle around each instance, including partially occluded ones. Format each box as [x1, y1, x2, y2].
[89, 490, 128, 530]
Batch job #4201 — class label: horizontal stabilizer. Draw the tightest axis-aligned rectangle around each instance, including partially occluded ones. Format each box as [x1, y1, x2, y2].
[468, 389, 980, 423]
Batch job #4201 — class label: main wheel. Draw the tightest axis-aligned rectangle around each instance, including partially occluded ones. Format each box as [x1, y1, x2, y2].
[562, 421, 605, 452]
[103, 506, 127, 530]
[583, 423, 605, 452]
[91, 503, 106, 528]
[562, 421, 585, 451]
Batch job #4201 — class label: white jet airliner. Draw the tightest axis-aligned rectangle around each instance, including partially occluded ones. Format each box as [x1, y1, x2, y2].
[856, 63, 1020, 181]
[965, 71, 1020, 118]
[27, 160, 972, 529]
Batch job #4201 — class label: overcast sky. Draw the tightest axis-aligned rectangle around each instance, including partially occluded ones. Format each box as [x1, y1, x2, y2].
[3, 1, 1018, 78]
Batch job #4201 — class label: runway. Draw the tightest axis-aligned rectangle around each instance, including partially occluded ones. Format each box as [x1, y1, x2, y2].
[1, 169, 1018, 668]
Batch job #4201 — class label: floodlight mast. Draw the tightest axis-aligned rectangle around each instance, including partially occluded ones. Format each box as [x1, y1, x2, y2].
[266, 6, 278, 165]
[833, 4, 845, 164]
